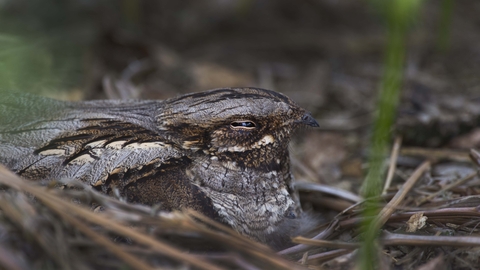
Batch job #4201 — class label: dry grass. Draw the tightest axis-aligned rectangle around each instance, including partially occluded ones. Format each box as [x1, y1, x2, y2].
[0, 166, 300, 270]
[1, 147, 480, 269]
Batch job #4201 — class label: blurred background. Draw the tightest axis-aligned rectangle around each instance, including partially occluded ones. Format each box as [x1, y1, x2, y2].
[4, 2, 480, 268]
[0, 0, 478, 190]
[3, 0, 478, 100]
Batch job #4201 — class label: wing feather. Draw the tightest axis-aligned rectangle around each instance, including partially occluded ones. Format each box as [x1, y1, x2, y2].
[0, 94, 186, 187]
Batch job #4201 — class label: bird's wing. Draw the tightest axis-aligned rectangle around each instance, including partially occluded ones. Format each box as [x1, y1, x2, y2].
[0, 92, 186, 189]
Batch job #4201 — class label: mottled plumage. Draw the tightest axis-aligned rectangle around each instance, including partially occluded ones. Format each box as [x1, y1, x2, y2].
[0, 87, 318, 248]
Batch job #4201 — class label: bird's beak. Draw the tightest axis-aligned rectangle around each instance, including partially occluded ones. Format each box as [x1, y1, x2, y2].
[299, 113, 319, 127]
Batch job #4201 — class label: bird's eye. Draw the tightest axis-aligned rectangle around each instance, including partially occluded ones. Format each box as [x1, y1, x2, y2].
[230, 121, 256, 129]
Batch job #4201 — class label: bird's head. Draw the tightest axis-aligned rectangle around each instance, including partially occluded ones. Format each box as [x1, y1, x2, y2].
[156, 87, 318, 169]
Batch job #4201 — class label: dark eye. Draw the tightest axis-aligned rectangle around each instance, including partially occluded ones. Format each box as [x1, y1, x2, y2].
[230, 121, 256, 129]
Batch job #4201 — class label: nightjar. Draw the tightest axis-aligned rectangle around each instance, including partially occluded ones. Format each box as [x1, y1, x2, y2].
[0, 87, 319, 248]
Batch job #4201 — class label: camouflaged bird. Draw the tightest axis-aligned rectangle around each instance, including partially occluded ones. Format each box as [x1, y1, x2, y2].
[0, 87, 319, 248]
